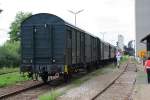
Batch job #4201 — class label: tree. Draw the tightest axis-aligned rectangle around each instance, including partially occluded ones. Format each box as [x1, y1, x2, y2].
[0, 41, 20, 67]
[0, 11, 32, 67]
[8, 11, 32, 41]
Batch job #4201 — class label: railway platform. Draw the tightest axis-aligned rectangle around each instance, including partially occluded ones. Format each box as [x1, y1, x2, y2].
[131, 63, 150, 100]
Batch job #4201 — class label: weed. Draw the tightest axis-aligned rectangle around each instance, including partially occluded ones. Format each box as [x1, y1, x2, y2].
[39, 90, 60, 100]
[0, 72, 29, 87]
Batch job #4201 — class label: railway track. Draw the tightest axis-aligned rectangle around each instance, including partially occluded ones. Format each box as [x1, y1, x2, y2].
[0, 78, 65, 100]
[0, 72, 87, 100]
[92, 62, 137, 100]
[0, 81, 44, 100]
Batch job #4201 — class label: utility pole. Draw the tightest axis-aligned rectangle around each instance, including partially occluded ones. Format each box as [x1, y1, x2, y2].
[100, 32, 106, 41]
[68, 9, 84, 26]
[132, 40, 136, 58]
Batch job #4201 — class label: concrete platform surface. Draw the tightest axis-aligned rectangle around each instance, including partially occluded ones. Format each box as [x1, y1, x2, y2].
[131, 64, 150, 100]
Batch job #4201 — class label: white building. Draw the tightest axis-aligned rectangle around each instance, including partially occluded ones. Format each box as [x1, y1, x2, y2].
[118, 34, 124, 51]
[135, 0, 150, 56]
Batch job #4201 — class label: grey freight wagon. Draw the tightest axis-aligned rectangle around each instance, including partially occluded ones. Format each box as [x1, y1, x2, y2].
[20, 13, 116, 82]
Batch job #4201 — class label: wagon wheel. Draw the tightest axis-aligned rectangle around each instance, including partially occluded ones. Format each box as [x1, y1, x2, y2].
[86, 65, 91, 73]
[64, 72, 70, 83]
[63, 71, 72, 83]
[27, 72, 33, 79]
[95, 65, 99, 69]
[41, 73, 48, 83]
[34, 73, 39, 80]
[40, 70, 48, 83]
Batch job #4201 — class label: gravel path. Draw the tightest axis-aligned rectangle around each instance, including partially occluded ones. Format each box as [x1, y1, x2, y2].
[95, 63, 136, 100]
[57, 62, 129, 100]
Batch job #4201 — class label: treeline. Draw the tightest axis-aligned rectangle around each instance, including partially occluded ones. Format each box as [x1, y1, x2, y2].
[0, 41, 20, 67]
[0, 12, 32, 68]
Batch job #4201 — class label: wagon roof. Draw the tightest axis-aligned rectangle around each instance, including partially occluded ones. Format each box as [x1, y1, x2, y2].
[141, 33, 150, 42]
[21, 13, 114, 46]
[21, 13, 99, 38]
[64, 22, 98, 38]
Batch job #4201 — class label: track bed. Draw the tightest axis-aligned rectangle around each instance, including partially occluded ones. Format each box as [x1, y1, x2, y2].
[94, 63, 137, 100]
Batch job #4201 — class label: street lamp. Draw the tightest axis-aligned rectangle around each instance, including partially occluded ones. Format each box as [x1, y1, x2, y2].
[68, 9, 84, 26]
[0, 9, 3, 13]
[100, 32, 106, 41]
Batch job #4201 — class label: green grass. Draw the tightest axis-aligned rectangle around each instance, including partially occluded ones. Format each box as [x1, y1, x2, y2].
[0, 72, 29, 87]
[120, 55, 129, 64]
[39, 90, 61, 100]
[0, 67, 19, 75]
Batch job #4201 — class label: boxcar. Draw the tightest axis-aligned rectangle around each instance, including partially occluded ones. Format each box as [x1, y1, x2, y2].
[102, 42, 110, 60]
[20, 13, 116, 83]
[20, 13, 99, 82]
[109, 44, 116, 60]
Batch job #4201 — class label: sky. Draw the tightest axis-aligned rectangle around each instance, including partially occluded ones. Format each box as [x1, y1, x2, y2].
[0, 0, 135, 46]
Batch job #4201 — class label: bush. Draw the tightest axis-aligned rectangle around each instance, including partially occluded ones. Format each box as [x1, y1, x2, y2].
[0, 41, 20, 68]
